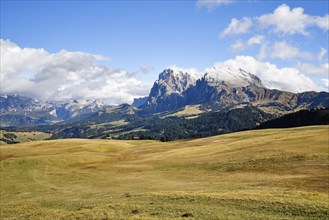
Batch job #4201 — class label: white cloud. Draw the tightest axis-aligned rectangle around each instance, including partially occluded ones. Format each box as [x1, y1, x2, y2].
[230, 35, 265, 51]
[220, 17, 252, 38]
[140, 65, 155, 74]
[322, 79, 329, 89]
[318, 48, 327, 61]
[258, 4, 329, 36]
[0, 39, 152, 104]
[219, 55, 324, 92]
[230, 35, 268, 61]
[296, 62, 329, 75]
[247, 35, 264, 46]
[270, 41, 313, 60]
[220, 4, 327, 69]
[314, 14, 329, 30]
[220, 4, 328, 38]
[197, 0, 235, 10]
[230, 40, 246, 51]
[257, 42, 267, 60]
[270, 41, 300, 59]
[167, 65, 203, 80]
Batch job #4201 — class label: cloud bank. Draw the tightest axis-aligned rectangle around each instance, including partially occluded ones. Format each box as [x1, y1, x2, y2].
[217, 56, 326, 93]
[0, 39, 151, 104]
[1, 40, 326, 106]
[221, 4, 329, 37]
[221, 17, 252, 38]
[258, 4, 329, 36]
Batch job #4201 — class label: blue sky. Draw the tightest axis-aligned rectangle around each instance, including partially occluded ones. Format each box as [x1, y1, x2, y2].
[1, 0, 328, 103]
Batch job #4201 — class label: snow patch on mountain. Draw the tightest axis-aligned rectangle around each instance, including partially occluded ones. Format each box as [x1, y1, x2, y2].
[57, 99, 105, 119]
[0, 94, 106, 120]
[204, 64, 263, 87]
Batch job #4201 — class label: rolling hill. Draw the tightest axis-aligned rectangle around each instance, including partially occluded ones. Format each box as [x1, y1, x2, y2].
[1, 126, 328, 219]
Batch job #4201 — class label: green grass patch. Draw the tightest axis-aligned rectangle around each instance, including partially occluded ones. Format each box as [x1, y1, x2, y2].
[0, 130, 51, 144]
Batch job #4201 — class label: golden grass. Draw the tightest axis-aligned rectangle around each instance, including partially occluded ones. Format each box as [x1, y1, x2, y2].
[1, 126, 328, 219]
[163, 105, 206, 119]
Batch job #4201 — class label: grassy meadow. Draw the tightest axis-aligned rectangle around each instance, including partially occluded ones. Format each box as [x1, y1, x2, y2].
[0, 126, 328, 219]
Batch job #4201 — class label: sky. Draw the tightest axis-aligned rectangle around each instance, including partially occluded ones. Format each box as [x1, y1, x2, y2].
[1, 0, 328, 104]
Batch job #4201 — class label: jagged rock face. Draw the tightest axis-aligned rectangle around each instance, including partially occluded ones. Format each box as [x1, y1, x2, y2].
[157, 68, 199, 94]
[145, 65, 268, 111]
[185, 81, 261, 106]
[145, 68, 201, 112]
[132, 96, 148, 107]
[143, 65, 329, 114]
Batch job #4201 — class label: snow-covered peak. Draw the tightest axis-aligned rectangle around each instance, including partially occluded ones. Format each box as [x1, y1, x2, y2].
[64, 99, 104, 110]
[0, 94, 54, 112]
[204, 64, 263, 87]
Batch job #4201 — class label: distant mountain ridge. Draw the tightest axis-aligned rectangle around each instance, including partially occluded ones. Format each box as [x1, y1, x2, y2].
[0, 94, 55, 114]
[1, 64, 328, 131]
[0, 94, 105, 127]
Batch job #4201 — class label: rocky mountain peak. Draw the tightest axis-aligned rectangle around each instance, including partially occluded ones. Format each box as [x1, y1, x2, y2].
[56, 99, 105, 119]
[142, 63, 329, 113]
[132, 96, 148, 107]
[157, 67, 201, 94]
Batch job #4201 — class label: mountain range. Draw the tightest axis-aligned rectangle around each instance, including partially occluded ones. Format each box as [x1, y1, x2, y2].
[0, 95, 105, 127]
[142, 65, 329, 114]
[1, 64, 328, 141]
